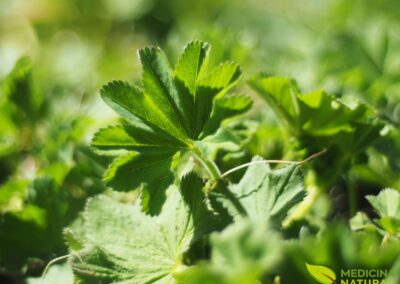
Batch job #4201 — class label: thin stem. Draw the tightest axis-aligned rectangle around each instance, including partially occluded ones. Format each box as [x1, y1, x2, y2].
[41, 253, 83, 281]
[220, 149, 327, 179]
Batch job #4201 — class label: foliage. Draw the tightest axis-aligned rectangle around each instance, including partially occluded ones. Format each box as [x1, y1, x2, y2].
[92, 40, 251, 214]
[2, 1, 400, 283]
[350, 189, 400, 240]
[249, 75, 383, 189]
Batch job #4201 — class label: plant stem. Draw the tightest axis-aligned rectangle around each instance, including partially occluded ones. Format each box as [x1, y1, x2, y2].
[220, 149, 327, 179]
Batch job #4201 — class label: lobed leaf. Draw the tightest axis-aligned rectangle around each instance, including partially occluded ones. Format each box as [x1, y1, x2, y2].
[103, 151, 175, 214]
[175, 220, 281, 284]
[93, 41, 249, 210]
[249, 75, 383, 152]
[351, 188, 400, 237]
[68, 178, 223, 284]
[216, 157, 305, 225]
[366, 188, 400, 219]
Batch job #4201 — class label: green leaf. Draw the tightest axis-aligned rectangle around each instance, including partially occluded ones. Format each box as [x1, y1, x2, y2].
[93, 41, 249, 210]
[201, 95, 252, 138]
[139, 46, 191, 138]
[351, 189, 400, 238]
[0, 177, 72, 271]
[175, 220, 281, 284]
[1, 57, 44, 121]
[0, 179, 28, 213]
[68, 183, 217, 284]
[366, 188, 400, 235]
[305, 263, 337, 284]
[248, 76, 301, 132]
[199, 62, 241, 91]
[103, 151, 175, 214]
[92, 124, 186, 154]
[194, 62, 242, 137]
[27, 263, 73, 284]
[249, 75, 383, 152]
[349, 212, 377, 232]
[0, 107, 18, 155]
[175, 40, 209, 96]
[283, 224, 400, 283]
[249, 75, 384, 191]
[100, 80, 190, 145]
[366, 188, 400, 219]
[216, 157, 305, 225]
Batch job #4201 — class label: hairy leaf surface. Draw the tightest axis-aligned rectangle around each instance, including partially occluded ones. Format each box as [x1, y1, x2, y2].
[68, 178, 224, 284]
[216, 157, 305, 225]
[175, 220, 281, 284]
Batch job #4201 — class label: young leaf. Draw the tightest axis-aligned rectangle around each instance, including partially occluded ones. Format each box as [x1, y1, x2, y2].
[200, 95, 252, 138]
[367, 189, 400, 235]
[366, 188, 400, 219]
[305, 263, 336, 284]
[69, 190, 190, 283]
[351, 189, 400, 238]
[175, 220, 281, 284]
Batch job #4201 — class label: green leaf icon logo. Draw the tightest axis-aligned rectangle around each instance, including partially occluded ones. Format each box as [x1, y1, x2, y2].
[306, 263, 337, 284]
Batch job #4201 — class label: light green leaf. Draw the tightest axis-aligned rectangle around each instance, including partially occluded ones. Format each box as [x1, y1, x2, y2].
[0, 107, 18, 155]
[68, 183, 218, 284]
[27, 263, 73, 284]
[349, 212, 377, 232]
[366, 188, 400, 235]
[351, 189, 400, 237]
[248, 76, 300, 132]
[194, 62, 241, 137]
[366, 188, 400, 219]
[0, 179, 28, 213]
[100, 80, 190, 145]
[174, 41, 209, 136]
[199, 62, 241, 91]
[305, 263, 336, 284]
[175, 40, 209, 96]
[249, 75, 383, 151]
[175, 220, 281, 284]
[139, 46, 191, 137]
[103, 151, 175, 214]
[201, 95, 252, 138]
[217, 157, 305, 225]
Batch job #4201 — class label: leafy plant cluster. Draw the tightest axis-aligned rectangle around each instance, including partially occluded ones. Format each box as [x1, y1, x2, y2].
[1, 39, 400, 284]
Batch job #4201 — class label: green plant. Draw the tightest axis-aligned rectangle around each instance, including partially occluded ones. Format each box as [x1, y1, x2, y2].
[2, 37, 400, 284]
